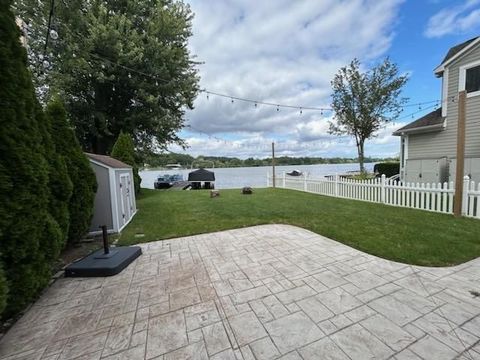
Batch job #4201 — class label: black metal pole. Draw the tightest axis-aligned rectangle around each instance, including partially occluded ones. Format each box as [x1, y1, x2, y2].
[100, 225, 109, 254]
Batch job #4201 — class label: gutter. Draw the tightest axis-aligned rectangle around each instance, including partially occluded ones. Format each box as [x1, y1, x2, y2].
[392, 122, 445, 136]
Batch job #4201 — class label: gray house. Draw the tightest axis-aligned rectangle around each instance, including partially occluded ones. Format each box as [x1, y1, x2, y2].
[86, 153, 137, 235]
[393, 36, 480, 184]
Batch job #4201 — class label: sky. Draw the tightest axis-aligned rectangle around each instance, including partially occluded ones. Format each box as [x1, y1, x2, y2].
[169, 0, 480, 159]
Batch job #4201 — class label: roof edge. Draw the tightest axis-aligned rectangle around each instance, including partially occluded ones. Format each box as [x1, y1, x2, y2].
[392, 122, 445, 136]
[435, 37, 480, 74]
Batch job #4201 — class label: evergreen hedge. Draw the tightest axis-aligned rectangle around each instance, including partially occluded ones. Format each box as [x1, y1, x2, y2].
[374, 162, 400, 178]
[0, 3, 97, 318]
[0, 2, 52, 316]
[39, 103, 73, 254]
[111, 132, 142, 194]
[0, 262, 7, 315]
[47, 99, 97, 244]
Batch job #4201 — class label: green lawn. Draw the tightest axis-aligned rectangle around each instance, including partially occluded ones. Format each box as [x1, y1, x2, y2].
[119, 188, 480, 266]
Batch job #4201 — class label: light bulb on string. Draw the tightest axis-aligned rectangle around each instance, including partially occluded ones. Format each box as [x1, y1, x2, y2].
[49, 29, 58, 40]
[276, 105, 279, 112]
[128, 73, 132, 79]
[155, 80, 158, 86]
[231, 98, 234, 103]
[254, 102, 257, 108]
[299, 107, 302, 115]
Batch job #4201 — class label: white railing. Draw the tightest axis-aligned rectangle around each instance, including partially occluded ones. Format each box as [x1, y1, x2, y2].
[267, 172, 480, 219]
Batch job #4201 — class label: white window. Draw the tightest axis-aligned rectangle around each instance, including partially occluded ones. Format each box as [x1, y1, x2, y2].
[459, 60, 480, 98]
[466, 65, 480, 93]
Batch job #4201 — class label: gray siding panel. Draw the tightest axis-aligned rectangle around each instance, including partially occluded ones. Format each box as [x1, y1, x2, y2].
[89, 163, 113, 232]
[407, 42, 480, 160]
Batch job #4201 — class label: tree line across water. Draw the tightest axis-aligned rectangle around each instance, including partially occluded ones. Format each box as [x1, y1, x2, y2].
[145, 153, 399, 169]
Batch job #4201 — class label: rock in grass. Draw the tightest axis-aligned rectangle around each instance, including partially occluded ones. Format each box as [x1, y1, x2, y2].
[242, 187, 253, 195]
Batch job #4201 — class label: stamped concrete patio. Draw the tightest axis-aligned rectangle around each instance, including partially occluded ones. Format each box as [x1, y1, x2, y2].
[1, 224, 480, 360]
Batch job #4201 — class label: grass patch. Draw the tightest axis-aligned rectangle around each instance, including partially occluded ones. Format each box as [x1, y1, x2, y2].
[119, 188, 480, 266]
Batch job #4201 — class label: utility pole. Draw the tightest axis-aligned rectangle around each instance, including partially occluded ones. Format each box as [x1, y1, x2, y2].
[454, 90, 466, 217]
[272, 142, 276, 188]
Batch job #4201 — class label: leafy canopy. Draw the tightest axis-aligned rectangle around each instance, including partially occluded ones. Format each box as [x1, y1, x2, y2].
[14, 0, 200, 157]
[111, 131, 142, 193]
[330, 58, 408, 172]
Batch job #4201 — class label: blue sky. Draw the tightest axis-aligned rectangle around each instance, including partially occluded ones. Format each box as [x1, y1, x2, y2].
[169, 0, 480, 159]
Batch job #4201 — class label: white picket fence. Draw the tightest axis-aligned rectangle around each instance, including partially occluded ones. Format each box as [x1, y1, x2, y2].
[267, 172, 480, 219]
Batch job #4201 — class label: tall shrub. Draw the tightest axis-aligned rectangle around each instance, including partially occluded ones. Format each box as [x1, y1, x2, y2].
[47, 99, 97, 244]
[111, 132, 141, 194]
[0, 261, 7, 315]
[39, 103, 73, 254]
[0, 1, 51, 316]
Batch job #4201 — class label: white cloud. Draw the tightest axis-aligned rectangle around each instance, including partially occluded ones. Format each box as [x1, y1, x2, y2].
[179, 0, 405, 158]
[424, 0, 480, 38]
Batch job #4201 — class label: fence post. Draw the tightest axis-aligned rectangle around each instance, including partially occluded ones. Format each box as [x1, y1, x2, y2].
[335, 174, 339, 197]
[283, 171, 286, 188]
[462, 175, 470, 216]
[304, 173, 307, 192]
[381, 174, 386, 204]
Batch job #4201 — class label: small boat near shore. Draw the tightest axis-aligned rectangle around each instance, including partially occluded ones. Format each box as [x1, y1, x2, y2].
[154, 174, 183, 189]
[286, 170, 303, 176]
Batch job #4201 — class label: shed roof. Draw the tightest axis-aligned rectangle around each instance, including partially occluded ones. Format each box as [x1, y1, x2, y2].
[85, 153, 132, 169]
[392, 108, 445, 136]
[188, 168, 215, 182]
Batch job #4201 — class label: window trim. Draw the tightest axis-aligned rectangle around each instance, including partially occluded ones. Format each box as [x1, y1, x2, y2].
[458, 59, 480, 98]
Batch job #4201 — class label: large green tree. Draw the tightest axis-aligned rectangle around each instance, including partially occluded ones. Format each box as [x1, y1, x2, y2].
[15, 0, 200, 157]
[330, 58, 408, 173]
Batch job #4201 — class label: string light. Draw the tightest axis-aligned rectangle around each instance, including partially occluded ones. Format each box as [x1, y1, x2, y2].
[87, 52, 449, 116]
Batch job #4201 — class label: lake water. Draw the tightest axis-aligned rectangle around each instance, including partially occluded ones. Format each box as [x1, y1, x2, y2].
[140, 163, 374, 189]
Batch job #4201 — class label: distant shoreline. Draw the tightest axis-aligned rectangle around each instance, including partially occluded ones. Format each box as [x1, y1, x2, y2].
[143, 160, 381, 171]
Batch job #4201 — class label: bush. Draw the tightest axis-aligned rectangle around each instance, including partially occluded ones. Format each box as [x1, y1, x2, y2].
[111, 132, 141, 194]
[0, 262, 7, 315]
[374, 162, 400, 178]
[40, 103, 73, 250]
[47, 99, 97, 244]
[0, 2, 52, 316]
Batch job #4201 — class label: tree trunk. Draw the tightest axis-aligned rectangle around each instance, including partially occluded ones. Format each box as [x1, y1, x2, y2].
[357, 140, 365, 174]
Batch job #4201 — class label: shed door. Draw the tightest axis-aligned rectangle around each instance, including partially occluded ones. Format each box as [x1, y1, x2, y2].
[468, 158, 480, 183]
[420, 159, 439, 184]
[405, 159, 421, 183]
[119, 174, 132, 226]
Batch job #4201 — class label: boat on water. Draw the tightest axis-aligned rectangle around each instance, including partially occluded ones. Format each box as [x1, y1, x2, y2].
[165, 163, 183, 170]
[286, 170, 303, 176]
[154, 174, 183, 189]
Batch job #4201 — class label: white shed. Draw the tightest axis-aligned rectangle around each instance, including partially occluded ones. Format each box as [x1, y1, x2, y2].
[86, 153, 137, 235]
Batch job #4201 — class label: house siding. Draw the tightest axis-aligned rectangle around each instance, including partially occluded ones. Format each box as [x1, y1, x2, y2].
[407, 42, 480, 161]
